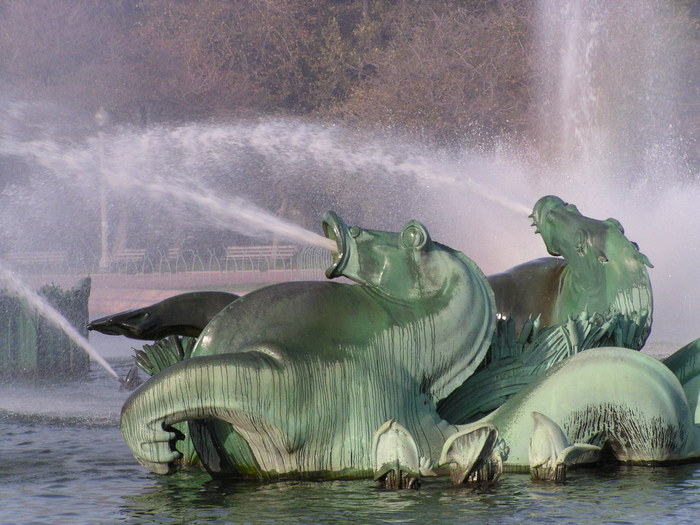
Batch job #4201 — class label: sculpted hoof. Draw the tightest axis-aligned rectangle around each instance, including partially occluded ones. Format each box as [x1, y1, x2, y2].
[529, 412, 601, 482]
[439, 195, 654, 424]
[119, 212, 496, 479]
[440, 423, 504, 484]
[372, 420, 430, 490]
[470, 348, 700, 475]
[111, 198, 700, 485]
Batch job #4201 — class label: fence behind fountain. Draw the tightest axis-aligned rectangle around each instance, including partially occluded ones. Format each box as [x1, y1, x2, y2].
[6, 245, 332, 278]
[5, 245, 334, 318]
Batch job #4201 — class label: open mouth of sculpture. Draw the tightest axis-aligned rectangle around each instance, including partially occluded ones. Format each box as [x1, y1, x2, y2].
[322, 210, 349, 279]
[87, 316, 121, 335]
[529, 197, 554, 235]
[529, 195, 567, 257]
[87, 314, 128, 336]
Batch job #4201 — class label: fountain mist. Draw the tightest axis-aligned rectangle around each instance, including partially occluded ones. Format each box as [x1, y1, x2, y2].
[528, 0, 697, 347]
[536, 0, 685, 179]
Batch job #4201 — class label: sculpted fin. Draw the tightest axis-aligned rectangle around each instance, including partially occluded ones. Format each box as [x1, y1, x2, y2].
[440, 423, 503, 484]
[662, 339, 700, 423]
[118, 365, 143, 391]
[372, 419, 424, 489]
[529, 412, 601, 482]
[135, 336, 196, 376]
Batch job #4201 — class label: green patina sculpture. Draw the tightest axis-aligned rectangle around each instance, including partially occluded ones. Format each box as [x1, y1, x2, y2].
[119, 211, 496, 479]
[490, 195, 652, 332]
[441, 347, 700, 483]
[438, 195, 654, 423]
[88, 291, 239, 340]
[99, 197, 700, 485]
[1, 277, 91, 379]
[87, 291, 240, 463]
[661, 338, 700, 424]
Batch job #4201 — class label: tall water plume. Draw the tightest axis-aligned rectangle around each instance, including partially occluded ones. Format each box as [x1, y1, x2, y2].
[535, 0, 689, 183]
[531, 0, 697, 346]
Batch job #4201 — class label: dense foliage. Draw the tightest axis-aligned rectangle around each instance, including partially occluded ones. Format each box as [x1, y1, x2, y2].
[0, 0, 695, 159]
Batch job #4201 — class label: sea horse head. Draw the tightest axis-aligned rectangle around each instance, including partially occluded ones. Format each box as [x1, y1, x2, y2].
[530, 196, 652, 272]
[530, 196, 653, 335]
[323, 210, 444, 302]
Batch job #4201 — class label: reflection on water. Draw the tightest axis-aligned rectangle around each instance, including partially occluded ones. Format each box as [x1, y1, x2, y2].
[1, 360, 700, 524]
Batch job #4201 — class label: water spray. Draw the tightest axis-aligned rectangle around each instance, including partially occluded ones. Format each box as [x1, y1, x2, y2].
[0, 265, 128, 387]
[122, 177, 338, 252]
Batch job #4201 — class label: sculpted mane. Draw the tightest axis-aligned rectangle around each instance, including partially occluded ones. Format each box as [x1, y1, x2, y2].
[97, 198, 700, 487]
[531, 196, 652, 332]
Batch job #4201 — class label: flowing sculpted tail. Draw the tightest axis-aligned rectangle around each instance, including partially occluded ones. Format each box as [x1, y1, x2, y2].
[120, 350, 303, 477]
[131, 335, 201, 465]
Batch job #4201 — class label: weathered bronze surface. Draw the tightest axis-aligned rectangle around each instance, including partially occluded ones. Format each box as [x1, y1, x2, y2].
[103, 197, 700, 485]
[438, 196, 654, 423]
[119, 211, 495, 478]
[88, 291, 239, 340]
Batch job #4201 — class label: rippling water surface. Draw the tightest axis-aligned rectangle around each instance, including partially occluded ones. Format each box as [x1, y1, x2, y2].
[2, 359, 699, 524]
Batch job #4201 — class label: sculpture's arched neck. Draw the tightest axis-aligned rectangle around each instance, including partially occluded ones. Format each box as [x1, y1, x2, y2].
[358, 253, 461, 308]
[322, 211, 495, 401]
[557, 253, 652, 322]
[560, 259, 604, 296]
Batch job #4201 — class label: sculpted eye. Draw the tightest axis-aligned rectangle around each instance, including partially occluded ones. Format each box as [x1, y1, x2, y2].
[128, 311, 150, 322]
[401, 222, 428, 249]
[349, 226, 361, 238]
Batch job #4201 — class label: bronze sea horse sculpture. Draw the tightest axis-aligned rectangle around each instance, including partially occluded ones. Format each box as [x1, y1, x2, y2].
[438, 195, 654, 423]
[440, 347, 700, 484]
[118, 212, 496, 480]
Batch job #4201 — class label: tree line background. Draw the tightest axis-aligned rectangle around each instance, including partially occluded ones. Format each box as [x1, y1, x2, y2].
[1, 0, 697, 163]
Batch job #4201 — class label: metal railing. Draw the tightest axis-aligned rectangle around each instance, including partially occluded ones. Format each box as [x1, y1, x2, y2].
[3, 245, 334, 278]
